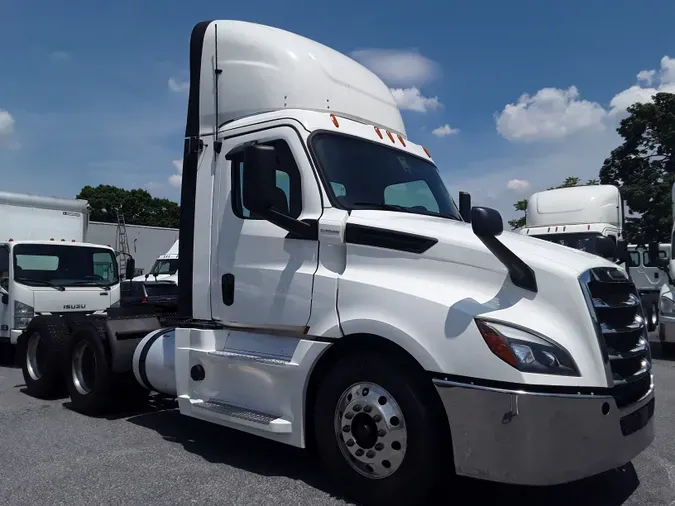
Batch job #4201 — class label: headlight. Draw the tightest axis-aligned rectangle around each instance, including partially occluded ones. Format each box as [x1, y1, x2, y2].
[475, 319, 580, 376]
[660, 296, 675, 316]
[14, 300, 34, 330]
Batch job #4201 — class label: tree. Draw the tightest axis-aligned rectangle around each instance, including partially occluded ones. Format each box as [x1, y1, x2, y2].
[508, 177, 599, 230]
[599, 92, 675, 243]
[77, 185, 180, 228]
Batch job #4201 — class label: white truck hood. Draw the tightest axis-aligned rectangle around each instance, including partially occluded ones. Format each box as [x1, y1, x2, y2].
[348, 210, 618, 278]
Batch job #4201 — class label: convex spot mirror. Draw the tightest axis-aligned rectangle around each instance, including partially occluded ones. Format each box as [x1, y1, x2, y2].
[471, 207, 503, 237]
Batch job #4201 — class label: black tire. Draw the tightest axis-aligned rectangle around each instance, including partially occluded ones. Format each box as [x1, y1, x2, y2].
[313, 352, 449, 506]
[19, 317, 71, 398]
[66, 323, 149, 416]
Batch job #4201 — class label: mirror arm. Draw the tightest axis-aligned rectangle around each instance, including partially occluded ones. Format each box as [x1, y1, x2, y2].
[264, 209, 314, 239]
[477, 235, 538, 293]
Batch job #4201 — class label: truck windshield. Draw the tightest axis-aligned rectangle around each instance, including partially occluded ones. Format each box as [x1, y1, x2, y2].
[148, 259, 179, 276]
[530, 232, 604, 255]
[311, 132, 462, 221]
[12, 244, 119, 288]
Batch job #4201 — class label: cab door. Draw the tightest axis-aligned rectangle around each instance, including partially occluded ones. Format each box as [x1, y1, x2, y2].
[210, 125, 322, 329]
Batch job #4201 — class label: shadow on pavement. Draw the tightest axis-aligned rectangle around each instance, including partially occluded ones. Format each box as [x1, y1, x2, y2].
[125, 406, 640, 506]
[649, 340, 675, 361]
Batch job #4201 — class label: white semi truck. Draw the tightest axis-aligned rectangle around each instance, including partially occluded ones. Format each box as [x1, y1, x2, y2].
[20, 21, 654, 505]
[657, 183, 675, 354]
[518, 184, 666, 330]
[133, 239, 178, 284]
[0, 192, 125, 367]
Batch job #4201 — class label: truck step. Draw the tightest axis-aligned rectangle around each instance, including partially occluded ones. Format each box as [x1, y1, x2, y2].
[192, 400, 292, 433]
[207, 349, 291, 365]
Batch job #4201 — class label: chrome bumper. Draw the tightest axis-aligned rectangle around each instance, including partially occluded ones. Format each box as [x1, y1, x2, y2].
[433, 376, 655, 486]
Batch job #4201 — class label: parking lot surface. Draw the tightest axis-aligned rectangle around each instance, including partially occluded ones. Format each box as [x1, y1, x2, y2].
[1, 338, 674, 506]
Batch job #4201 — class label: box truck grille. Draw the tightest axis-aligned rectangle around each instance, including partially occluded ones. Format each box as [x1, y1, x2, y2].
[580, 267, 652, 408]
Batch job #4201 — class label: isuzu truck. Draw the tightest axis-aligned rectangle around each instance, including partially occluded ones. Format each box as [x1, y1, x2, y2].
[20, 21, 655, 506]
[0, 192, 121, 365]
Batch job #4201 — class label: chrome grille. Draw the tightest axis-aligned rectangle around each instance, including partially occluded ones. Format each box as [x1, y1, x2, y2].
[579, 267, 652, 408]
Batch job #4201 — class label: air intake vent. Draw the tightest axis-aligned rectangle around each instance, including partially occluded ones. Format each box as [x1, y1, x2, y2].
[580, 267, 652, 408]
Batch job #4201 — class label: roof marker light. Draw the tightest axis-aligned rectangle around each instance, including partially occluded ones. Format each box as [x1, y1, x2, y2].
[422, 146, 431, 158]
[50, 238, 54, 241]
[8, 238, 13, 242]
[587, 225, 590, 230]
[330, 113, 339, 127]
[563, 226, 566, 231]
[397, 134, 406, 147]
[72, 239, 76, 242]
[374, 127, 383, 139]
[386, 131, 395, 143]
[61, 238, 65, 241]
[547, 227, 550, 232]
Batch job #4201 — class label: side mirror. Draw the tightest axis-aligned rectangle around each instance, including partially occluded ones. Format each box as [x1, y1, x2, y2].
[595, 236, 617, 260]
[241, 144, 278, 216]
[459, 192, 472, 223]
[615, 239, 628, 263]
[471, 207, 503, 238]
[125, 257, 136, 280]
[1, 292, 7, 305]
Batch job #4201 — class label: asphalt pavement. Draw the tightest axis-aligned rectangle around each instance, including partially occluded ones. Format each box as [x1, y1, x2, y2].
[0, 337, 674, 506]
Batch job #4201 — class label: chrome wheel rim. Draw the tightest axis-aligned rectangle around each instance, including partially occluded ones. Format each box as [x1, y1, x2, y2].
[334, 382, 407, 479]
[26, 332, 43, 381]
[72, 340, 96, 395]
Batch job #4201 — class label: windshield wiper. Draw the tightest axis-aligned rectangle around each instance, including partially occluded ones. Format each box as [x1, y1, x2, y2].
[15, 278, 65, 291]
[67, 281, 112, 291]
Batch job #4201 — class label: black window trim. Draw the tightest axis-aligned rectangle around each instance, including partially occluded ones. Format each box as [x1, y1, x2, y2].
[230, 138, 303, 221]
[306, 129, 447, 214]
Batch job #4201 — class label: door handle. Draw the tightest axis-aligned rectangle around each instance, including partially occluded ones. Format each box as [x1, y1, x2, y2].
[222, 273, 235, 306]
[655, 272, 659, 279]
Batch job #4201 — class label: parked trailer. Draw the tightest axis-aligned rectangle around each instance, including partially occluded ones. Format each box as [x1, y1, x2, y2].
[22, 21, 655, 506]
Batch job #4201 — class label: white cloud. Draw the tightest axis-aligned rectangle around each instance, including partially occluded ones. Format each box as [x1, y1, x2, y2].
[608, 56, 675, 117]
[168, 77, 189, 93]
[350, 49, 440, 87]
[432, 124, 460, 137]
[506, 179, 531, 191]
[390, 87, 441, 113]
[169, 159, 182, 187]
[0, 109, 19, 149]
[496, 86, 607, 141]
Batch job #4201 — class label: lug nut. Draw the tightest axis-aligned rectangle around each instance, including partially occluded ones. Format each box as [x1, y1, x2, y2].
[342, 425, 350, 433]
[346, 439, 355, 447]
[345, 412, 354, 419]
[373, 414, 382, 422]
[355, 449, 364, 457]
[378, 429, 387, 437]
[353, 405, 362, 412]
[375, 443, 384, 451]
[364, 405, 372, 413]
[366, 450, 375, 458]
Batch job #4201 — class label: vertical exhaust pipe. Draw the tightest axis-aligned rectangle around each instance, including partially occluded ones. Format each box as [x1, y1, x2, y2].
[459, 192, 472, 223]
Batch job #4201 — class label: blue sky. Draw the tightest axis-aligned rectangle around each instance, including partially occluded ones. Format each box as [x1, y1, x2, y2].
[1, 0, 674, 221]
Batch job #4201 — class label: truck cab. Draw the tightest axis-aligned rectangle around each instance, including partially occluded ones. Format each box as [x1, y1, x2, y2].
[133, 239, 178, 285]
[46, 20, 654, 506]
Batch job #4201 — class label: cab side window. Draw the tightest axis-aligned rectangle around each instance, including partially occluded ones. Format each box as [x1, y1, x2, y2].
[232, 139, 302, 220]
[628, 251, 640, 268]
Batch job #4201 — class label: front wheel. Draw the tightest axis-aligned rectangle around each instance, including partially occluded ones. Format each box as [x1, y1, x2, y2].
[648, 303, 658, 332]
[313, 352, 450, 506]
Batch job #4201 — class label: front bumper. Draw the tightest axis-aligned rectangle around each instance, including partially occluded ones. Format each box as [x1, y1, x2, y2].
[434, 376, 655, 486]
[659, 314, 675, 343]
[10, 329, 22, 345]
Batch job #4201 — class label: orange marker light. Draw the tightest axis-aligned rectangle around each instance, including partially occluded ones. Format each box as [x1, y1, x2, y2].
[397, 134, 406, 147]
[374, 127, 383, 139]
[386, 131, 395, 143]
[330, 114, 339, 127]
[422, 146, 431, 158]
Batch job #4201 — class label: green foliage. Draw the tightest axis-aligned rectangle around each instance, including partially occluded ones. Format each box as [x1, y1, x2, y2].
[508, 177, 599, 230]
[599, 92, 675, 243]
[77, 185, 180, 229]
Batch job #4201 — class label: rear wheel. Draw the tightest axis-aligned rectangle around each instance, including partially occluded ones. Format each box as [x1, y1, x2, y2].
[19, 317, 70, 398]
[313, 352, 450, 506]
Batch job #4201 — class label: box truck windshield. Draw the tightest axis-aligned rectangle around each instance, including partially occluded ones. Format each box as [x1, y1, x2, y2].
[311, 133, 462, 220]
[12, 243, 118, 289]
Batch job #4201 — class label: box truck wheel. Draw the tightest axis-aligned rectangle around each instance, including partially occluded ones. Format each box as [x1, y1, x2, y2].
[19, 317, 70, 398]
[313, 352, 449, 506]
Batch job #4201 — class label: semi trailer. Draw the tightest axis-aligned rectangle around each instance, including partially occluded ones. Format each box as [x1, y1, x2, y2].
[19, 20, 655, 506]
[0, 191, 122, 365]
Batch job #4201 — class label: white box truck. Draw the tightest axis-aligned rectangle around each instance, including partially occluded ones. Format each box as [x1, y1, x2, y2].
[0, 191, 128, 388]
[19, 21, 655, 506]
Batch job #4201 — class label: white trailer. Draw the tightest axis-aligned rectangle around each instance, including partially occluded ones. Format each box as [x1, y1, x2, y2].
[0, 191, 122, 370]
[21, 21, 655, 505]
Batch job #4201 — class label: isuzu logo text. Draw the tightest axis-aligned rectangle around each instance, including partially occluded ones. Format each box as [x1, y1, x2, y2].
[63, 304, 86, 310]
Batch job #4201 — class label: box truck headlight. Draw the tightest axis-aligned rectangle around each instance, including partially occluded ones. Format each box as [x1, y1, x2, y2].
[659, 296, 675, 316]
[475, 319, 580, 376]
[14, 300, 34, 330]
